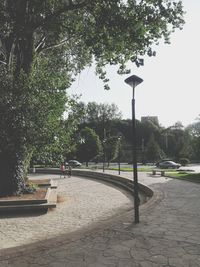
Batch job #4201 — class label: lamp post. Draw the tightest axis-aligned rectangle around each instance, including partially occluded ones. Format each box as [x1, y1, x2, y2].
[102, 139, 106, 172]
[118, 136, 121, 175]
[142, 138, 145, 164]
[125, 74, 143, 223]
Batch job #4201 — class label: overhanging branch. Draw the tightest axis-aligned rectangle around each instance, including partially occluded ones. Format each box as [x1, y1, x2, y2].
[35, 35, 46, 53]
[33, 0, 90, 30]
[40, 38, 69, 52]
[0, 60, 7, 65]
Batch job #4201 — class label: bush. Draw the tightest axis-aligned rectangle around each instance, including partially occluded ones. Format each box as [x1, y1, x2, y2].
[24, 182, 38, 194]
[179, 158, 190, 166]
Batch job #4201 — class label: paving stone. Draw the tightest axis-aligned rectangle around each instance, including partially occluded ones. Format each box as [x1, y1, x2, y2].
[1, 171, 200, 266]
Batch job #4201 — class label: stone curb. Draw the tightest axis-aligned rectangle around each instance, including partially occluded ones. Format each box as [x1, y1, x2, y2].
[32, 168, 153, 203]
[0, 179, 57, 212]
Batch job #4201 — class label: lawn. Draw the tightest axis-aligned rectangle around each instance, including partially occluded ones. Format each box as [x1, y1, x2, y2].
[108, 166, 154, 172]
[108, 166, 182, 173]
[166, 171, 200, 183]
[90, 164, 200, 183]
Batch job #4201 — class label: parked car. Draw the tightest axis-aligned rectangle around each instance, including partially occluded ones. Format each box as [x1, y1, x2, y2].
[66, 160, 82, 168]
[156, 160, 181, 169]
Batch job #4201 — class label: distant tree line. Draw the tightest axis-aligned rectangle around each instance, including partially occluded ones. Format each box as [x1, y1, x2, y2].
[32, 101, 200, 167]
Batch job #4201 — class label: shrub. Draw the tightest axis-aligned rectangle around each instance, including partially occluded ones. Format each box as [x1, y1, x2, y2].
[179, 158, 190, 166]
[24, 182, 38, 194]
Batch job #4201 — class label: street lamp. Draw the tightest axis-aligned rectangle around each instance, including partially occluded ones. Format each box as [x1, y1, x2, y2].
[118, 135, 122, 175]
[125, 74, 143, 223]
[102, 139, 106, 172]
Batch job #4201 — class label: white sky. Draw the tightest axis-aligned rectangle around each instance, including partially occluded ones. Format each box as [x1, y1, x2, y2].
[69, 0, 200, 127]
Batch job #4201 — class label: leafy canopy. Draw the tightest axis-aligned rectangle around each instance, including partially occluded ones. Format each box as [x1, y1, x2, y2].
[0, 0, 184, 89]
[0, 0, 185, 195]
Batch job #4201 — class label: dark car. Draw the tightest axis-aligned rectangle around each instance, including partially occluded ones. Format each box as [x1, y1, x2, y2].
[66, 160, 82, 168]
[157, 160, 181, 169]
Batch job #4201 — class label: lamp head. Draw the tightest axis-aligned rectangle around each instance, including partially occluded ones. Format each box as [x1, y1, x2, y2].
[125, 75, 143, 88]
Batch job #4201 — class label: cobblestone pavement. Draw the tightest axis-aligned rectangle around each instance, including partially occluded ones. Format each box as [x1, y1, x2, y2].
[0, 174, 133, 249]
[0, 171, 200, 266]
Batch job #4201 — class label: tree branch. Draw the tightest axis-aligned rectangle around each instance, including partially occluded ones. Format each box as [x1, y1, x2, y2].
[0, 60, 7, 65]
[33, 0, 90, 30]
[35, 35, 46, 53]
[0, 37, 7, 62]
[37, 38, 69, 53]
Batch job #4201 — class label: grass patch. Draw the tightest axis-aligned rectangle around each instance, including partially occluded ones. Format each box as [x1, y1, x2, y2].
[156, 168, 178, 172]
[108, 167, 180, 172]
[108, 166, 154, 172]
[166, 171, 200, 183]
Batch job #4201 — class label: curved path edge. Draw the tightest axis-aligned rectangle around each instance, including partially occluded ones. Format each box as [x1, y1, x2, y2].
[32, 168, 155, 205]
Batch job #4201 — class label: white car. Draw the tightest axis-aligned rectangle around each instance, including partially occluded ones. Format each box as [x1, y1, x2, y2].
[157, 160, 181, 169]
[66, 160, 82, 168]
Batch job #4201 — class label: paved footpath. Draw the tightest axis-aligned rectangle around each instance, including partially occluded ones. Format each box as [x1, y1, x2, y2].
[0, 171, 200, 266]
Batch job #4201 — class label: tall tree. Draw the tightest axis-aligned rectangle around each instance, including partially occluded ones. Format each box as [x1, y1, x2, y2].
[145, 134, 161, 163]
[163, 123, 186, 160]
[0, 0, 184, 195]
[77, 127, 102, 166]
[82, 102, 122, 139]
[186, 118, 200, 161]
[104, 136, 119, 166]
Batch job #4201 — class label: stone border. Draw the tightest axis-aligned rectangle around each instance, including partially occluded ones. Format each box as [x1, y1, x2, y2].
[0, 179, 57, 212]
[33, 168, 153, 204]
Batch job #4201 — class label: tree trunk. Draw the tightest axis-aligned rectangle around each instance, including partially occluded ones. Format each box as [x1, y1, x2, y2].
[0, 150, 25, 196]
[0, 30, 34, 196]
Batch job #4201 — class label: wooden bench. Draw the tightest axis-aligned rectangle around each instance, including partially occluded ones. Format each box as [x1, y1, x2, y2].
[152, 170, 165, 176]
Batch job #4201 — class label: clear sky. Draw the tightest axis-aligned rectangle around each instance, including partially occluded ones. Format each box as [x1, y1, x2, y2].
[69, 0, 200, 128]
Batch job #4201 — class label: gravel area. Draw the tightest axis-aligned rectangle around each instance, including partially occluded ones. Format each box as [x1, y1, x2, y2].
[0, 174, 133, 249]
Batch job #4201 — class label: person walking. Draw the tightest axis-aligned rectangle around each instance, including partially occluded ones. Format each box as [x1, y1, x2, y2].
[60, 163, 66, 178]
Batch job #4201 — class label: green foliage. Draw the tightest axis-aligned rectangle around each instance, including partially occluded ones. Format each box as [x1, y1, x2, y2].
[163, 123, 193, 161]
[0, 49, 78, 194]
[0, 0, 185, 195]
[24, 182, 38, 194]
[186, 118, 200, 161]
[75, 101, 123, 140]
[179, 158, 190, 166]
[77, 127, 102, 164]
[78, 102, 122, 125]
[0, 0, 185, 86]
[0, 57, 71, 152]
[166, 172, 200, 183]
[104, 136, 119, 165]
[145, 134, 161, 162]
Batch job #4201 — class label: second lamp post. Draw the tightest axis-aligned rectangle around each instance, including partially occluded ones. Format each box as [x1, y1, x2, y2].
[118, 135, 121, 175]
